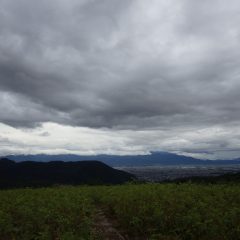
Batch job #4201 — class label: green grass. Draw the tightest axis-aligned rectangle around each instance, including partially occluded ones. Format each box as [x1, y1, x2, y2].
[0, 183, 240, 239]
[0, 187, 94, 240]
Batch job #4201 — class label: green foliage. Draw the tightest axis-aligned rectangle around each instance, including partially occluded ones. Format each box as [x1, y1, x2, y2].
[0, 187, 94, 240]
[0, 183, 240, 239]
[90, 183, 240, 240]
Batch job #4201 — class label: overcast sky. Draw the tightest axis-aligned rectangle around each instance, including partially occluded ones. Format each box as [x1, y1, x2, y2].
[0, 0, 240, 159]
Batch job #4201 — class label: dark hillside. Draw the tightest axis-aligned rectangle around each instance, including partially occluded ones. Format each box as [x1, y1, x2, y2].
[172, 171, 240, 184]
[0, 159, 135, 188]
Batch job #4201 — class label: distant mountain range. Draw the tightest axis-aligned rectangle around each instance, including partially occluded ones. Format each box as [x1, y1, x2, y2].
[4, 152, 240, 167]
[0, 159, 134, 189]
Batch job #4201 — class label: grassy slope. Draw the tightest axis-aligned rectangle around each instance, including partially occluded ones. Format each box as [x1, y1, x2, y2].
[0, 183, 240, 240]
[0, 187, 95, 240]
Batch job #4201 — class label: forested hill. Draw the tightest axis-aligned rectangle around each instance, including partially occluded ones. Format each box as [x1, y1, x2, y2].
[0, 159, 135, 189]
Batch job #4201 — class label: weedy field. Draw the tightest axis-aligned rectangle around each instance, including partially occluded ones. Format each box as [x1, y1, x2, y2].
[0, 183, 240, 240]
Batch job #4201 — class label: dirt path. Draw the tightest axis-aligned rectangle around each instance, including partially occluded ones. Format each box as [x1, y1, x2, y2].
[93, 208, 126, 240]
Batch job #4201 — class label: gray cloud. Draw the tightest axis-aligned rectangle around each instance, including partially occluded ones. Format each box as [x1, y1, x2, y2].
[0, 0, 240, 157]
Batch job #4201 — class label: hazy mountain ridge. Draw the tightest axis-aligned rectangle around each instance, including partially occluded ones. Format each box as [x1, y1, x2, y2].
[4, 152, 240, 167]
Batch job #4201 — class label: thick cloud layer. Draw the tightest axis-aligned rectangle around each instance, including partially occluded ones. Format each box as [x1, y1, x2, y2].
[0, 0, 240, 157]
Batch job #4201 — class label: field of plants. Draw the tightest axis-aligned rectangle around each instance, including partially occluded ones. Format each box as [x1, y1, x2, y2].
[0, 183, 240, 240]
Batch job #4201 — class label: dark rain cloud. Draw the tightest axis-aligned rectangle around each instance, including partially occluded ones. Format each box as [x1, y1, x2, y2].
[0, 0, 240, 130]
